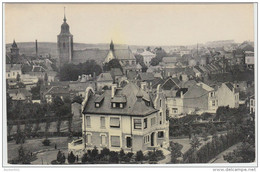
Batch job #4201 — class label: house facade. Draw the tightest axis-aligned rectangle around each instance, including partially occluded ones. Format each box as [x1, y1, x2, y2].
[216, 82, 239, 108]
[68, 82, 169, 156]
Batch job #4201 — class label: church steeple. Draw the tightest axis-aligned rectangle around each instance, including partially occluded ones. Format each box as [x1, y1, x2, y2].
[110, 40, 114, 51]
[63, 7, 66, 22]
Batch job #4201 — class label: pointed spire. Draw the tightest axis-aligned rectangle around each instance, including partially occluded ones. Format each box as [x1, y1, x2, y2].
[63, 7, 66, 22]
[110, 40, 114, 51]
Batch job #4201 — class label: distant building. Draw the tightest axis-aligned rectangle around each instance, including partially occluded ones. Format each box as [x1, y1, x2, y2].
[244, 51, 254, 69]
[250, 95, 255, 114]
[216, 82, 239, 108]
[96, 72, 113, 91]
[6, 64, 22, 80]
[7, 88, 32, 102]
[183, 82, 218, 114]
[140, 51, 156, 66]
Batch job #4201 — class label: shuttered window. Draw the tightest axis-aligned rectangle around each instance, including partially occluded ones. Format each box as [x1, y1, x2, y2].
[111, 136, 120, 147]
[110, 117, 120, 128]
[134, 119, 142, 129]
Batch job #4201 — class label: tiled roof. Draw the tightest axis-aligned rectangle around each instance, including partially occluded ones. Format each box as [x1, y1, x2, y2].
[176, 88, 188, 97]
[183, 85, 209, 99]
[44, 86, 70, 95]
[162, 57, 179, 63]
[6, 64, 22, 72]
[83, 82, 158, 116]
[97, 72, 113, 82]
[138, 72, 155, 81]
[73, 49, 109, 65]
[114, 49, 136, 60]
[127, 71, 138, 80]
[110, 68, 123, 79]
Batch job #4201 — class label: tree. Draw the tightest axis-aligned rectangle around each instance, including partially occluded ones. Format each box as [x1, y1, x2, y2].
[201, 129, 209, 142]
[68, 151, 76, 164]
[17, 145, 31, 164]
[109, 151, 119, 163]
[223, 142, 255, 163]
[72, 96, 83, 104]
[170, 142, 183, 163]
[103, 59, 123, 72]
[190, 136, 202, 151]
[135, 150, 144, 163]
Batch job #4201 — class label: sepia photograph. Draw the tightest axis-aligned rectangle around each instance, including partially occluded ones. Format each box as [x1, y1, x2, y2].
[2, 2, 257, 169]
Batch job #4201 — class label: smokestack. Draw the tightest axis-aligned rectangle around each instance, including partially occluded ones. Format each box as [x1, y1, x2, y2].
[35, 39, 38, 58]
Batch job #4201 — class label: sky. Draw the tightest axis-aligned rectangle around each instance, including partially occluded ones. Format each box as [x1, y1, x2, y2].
[5, 3, 255, 46]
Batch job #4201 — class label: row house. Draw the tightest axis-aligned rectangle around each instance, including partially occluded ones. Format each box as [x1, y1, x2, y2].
[68, 82, 169, 156]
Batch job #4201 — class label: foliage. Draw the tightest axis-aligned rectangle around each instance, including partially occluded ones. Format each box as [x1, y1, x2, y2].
[103, 59, 123, 72]
[81, 153, 88, 164]
[190, 135, 202, 151]
[150, 47, 168, 66]
[68, 151, 76, 164]
[42, 138, 51, 146]
[134, 54, 148, 72]
[60, 60, 102, 81]
[30, 79, 43, 100]
[72, 95, 83, 104]
[56, 150, 65, 164]
[223, 142, 255, 163]
[135, 150, 144, 162]
[170, 142, 183, 163]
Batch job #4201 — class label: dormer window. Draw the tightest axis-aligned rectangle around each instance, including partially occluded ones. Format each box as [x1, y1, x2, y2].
[120, 103, 123, 108]
[113, 103, 116, 108]
[95, 103, 100, 108]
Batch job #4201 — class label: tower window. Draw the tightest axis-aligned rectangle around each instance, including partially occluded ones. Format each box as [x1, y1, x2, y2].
[63, 42, 66, 48]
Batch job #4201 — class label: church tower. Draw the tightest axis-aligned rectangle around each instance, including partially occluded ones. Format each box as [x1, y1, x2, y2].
[57, 8, 73, 68]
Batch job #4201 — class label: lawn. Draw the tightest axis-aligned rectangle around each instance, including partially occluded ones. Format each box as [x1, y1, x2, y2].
[7, 137, 71, 164]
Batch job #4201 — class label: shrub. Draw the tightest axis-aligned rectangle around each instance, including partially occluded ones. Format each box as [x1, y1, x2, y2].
[109, 151, 119, 163]
[135, 150, 144, 162]
[42, 139, 51, 146]
[68, 151, 76, 164]
[81, 153, 88, 164]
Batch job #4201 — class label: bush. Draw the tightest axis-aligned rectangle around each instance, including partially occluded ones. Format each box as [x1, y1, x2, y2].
[81, 153, 88, 164]
[135, 150, 144, 162]
[109, 151, 119, 163]
[68, 151, 76, 164]
[42, 139, 51, 146]
[51, 160, 58, 164]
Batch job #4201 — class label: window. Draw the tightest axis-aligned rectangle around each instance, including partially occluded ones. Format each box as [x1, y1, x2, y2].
[160, 99, 162, 107]
[86, 134, 91, 144]
[251, 100, 254, 106]
[126, 137, 132, 148]
[210, 92, 213, 97]
[110, 117, 120, 128]
[120, 103, 123, 108]
[100, 117, 105, 128]
[95, 103, 100, 108]
[101, 135, 106, 145]
[144, 135, 150, 144]
[111, 136, 120, 147]
[134, 119, 142, 129]
[13, 72, 15, 76]
[212, 100, 215, 106]
[173, 108, 178, 114]
[112, 103, 116, 108]
[86, 116, 91, 127]
[151, 117, 156, 126]
[158, 131, 164, 138]
[8, 74, 10, 77]
[144, 118, 147, 129]
[160, 112, 162, 116]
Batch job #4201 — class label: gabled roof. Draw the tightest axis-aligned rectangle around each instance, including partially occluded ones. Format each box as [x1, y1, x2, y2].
[6, 64, 22, 72]
[114, 49, 136, 60]
[110, 68, 123, 77]
[176, 88, 188, 97]
[97, 72, 113, 82]
[44, 85, 70, 96]
[127, 71, 138, 80]
[183, 84, 209, 99]
[8, 88, 32, 97]
[161, 77, 181, 90]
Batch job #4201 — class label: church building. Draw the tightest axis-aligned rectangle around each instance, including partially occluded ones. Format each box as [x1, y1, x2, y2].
[57, 12, 142, 75]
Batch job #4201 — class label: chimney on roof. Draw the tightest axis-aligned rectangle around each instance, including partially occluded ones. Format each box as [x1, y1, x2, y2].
[180, 90, 183, 98]
[136, 89, 143, 102]
[111, 84, 117, 98]
[140, 82, 147, 91]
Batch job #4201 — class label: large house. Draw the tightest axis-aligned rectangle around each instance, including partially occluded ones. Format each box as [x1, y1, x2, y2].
[68, 82, 169, 156]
